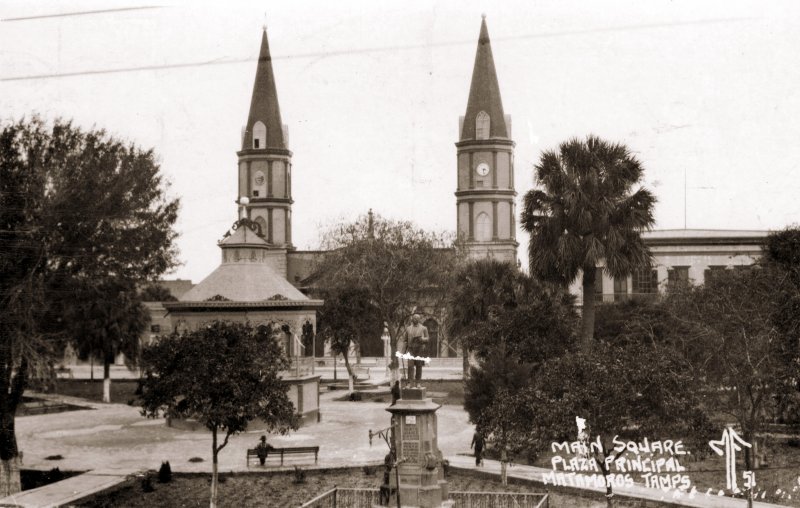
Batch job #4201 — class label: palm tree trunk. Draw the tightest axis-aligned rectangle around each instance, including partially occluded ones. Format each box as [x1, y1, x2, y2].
[581, 267, 597, 348]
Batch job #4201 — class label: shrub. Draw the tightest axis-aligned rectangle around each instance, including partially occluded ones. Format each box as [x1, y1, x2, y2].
[349, 392, 362, 401]
[293, 466, 306, 484]
[141, 474, 154, 493]
[158, 461, 172, 483]
[44, 454, 63, 461]
[788, 438, 800, 448]
[362, 465, 376, 476]
[46, 468, 64, 483]
[188, 457, 204, 463]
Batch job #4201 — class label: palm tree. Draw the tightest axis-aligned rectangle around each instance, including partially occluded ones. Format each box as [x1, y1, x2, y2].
[521, 135, 655, 347]
[447, 258, 519, 374]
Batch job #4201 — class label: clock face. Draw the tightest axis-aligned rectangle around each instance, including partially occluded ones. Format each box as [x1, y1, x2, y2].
[476, 162, 490, 177]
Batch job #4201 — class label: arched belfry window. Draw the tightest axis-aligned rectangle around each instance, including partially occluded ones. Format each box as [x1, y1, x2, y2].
[254, 216, 267, 238]
[476, 212, 491, 241]
[476, 111, 490, 140]
[253, 121, 267, 149]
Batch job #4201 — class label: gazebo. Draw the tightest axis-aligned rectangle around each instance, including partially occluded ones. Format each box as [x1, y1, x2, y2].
[164, 212, 323, 425]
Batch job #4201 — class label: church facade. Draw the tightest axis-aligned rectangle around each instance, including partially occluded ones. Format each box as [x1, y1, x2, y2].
[144, 17, 767, 364]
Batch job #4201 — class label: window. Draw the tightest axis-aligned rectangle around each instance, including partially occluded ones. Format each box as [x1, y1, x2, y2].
[253, 190, 260, 197]
[475, 212, 491, 241]
[613, 276, 628, 302]
[253, 121, 266, 149]
[594, 267, 604, 303]
[254, 216, 267, 239]
[632, 268, 658, 298]
[476, 111, 490, 140]
[704, 265, 727, 285]
[150, 324, 161, 333]
[667, 266, 690, 290]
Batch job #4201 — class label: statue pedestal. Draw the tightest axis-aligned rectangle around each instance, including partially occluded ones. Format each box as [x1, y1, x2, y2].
[384, 387, 452, 508]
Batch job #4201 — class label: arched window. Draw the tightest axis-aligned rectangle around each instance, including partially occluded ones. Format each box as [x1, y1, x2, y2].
[253, 121, 267, 149]
[476, 111, 490, 140]
[254, 216, 267, 238]
[476, 212, 491, 241]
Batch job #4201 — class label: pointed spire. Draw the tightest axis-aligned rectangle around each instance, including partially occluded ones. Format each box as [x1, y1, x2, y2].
[460, 16, 508, 141]
[242, 28, 286, 150]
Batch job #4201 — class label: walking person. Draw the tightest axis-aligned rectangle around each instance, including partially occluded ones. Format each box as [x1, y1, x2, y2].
[471, 431, 485, 467]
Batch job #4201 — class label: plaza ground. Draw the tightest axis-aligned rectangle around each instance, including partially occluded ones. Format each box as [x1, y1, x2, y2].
[1, 370, 795, 507]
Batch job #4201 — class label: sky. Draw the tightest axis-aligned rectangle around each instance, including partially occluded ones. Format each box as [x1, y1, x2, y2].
[2, 0, 799, 282]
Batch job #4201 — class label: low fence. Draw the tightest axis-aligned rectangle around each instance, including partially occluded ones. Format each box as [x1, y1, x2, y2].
[299, 488, 548, 508]
[450, 491, 548, 508]
[299, 487, 379, 508]
[285, 357, 314, 377]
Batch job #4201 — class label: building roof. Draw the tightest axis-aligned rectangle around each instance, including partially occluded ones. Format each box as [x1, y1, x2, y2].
[179, 261, 310, 303]
[642, 229, 768, 246]
[179, 219, 315, 305]
[241, 29, 285, 150]
[460, 16, 508, 141]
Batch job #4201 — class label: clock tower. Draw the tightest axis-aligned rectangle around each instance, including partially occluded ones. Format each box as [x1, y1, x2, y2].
[455, 16, 517, 263]
[237, 28, 293, 254]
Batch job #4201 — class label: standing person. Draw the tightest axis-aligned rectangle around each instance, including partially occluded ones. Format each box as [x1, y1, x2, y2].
[403, 314, 429, 388]
[471, 431, 485, 467]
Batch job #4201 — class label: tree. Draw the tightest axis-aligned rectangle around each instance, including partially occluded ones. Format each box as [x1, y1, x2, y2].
[521, 135, 656, 347]
[763, 226, 800, 422]
[66, 279, 150, 402]
[663, 266, 798, 470]
[527, 345, 713, 507]
[140, 284, 178, 302]
[140, 321, 298, 508]
[312, 212, 459, 381]
[316, 287, 383, 392]
[0, 117, 178, 495]
[458, 265, 577, 482]
[448, 259, 519, 373]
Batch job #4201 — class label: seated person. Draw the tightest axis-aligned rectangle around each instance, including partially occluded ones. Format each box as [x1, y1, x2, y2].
[255, 435, 273, 465]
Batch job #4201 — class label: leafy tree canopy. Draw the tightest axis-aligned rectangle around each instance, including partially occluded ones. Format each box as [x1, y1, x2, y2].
[139, 284, 178, 302]
[312, 212, 460, 369]
[1, 117, 178, 491]
[139, 321, 298, 507]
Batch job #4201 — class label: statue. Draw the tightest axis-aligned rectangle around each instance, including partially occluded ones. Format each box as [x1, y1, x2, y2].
[403, 314, 429, 388]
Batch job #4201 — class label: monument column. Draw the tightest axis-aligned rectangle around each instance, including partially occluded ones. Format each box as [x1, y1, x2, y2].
[384, 387, 452, 508]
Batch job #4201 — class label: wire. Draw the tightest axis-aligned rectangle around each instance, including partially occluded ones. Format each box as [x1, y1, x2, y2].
[0, 17, 753, 83]
[0, 6, 162, 22]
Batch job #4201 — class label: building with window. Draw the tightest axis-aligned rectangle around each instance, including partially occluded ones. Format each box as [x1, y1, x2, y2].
[146, 20, 772, 369]
[572, 229, 767, 305]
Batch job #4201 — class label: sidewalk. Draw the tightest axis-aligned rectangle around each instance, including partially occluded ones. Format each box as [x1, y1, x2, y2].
[0, 469, 140, 508]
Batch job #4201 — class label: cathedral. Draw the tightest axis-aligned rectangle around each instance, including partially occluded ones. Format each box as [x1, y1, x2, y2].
[147, 16, 767, 372]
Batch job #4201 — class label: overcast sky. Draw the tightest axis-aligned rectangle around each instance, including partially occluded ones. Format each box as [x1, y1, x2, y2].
[2, 0, 799, 282]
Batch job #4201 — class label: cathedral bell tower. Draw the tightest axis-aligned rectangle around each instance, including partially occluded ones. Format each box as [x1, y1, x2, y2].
[237, 28, 293, 250]
[455, 16, 518, 263]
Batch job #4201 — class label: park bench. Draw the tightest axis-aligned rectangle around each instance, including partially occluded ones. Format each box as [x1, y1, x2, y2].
[246, 445, 319, 467]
